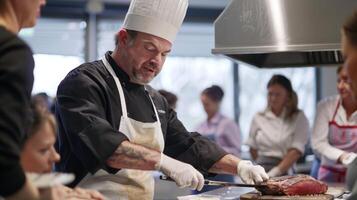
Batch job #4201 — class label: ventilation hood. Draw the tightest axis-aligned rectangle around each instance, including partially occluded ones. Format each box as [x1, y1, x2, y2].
[212, 0, 357, 68]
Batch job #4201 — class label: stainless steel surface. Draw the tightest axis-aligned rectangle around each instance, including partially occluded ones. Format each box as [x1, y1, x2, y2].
[160, 175, 267, 188]
[212, 0, 357, 68]
[177, 186, 254, 200]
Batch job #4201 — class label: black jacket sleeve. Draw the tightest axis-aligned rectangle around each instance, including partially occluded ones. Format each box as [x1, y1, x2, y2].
[0, 31, 33, 197]
[56, 64, 128, 174]
[149, 88, 228, 176]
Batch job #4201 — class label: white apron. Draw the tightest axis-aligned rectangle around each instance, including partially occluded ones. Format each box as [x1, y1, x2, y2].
[78, 57, 165, 200]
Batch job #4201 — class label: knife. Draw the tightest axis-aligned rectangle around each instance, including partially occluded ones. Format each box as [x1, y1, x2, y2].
[159, 175, 268, 188]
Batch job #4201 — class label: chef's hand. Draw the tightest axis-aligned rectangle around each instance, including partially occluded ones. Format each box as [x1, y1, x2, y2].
[237, 160, 269, 184]
[267, 166, 283, 178]
[340, 152, 357, 166]
[156, 153, 204, 191]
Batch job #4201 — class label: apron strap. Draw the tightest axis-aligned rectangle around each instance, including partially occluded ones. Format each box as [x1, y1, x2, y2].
[144, 87, 161, 124]
[320, 165, 346, 182]
[102, 57, 128, 116]
[102, 56, 161, 124]
[331, 99, 341, 122]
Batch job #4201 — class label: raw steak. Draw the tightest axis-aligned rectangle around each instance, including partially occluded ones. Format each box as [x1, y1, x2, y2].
[257, 174, 328, 196]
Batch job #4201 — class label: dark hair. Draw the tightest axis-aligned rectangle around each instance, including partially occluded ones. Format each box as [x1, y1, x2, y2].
[201, 85, 224, 103]
[343, 10, 357, 46]
[31, 93, 51, 111]
[115, 29, 138, 46]
[267, 74, 299, 119]
[158, 89, 178, 109]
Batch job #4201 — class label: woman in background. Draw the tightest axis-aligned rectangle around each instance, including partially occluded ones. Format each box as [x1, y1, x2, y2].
[340, 10, 357, 200]
[196, 85, 241, 191]
[21, 106, 104, 200]
[311, 65, 357, 183]
[246, 75, 309, 177]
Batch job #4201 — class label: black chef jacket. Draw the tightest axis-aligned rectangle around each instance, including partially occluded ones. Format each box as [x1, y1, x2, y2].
[55, 52, 227, 186]
[0, 26, 34, 196]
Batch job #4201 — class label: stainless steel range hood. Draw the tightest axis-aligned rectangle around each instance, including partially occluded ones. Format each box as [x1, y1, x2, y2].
[212, 0, 357, 68]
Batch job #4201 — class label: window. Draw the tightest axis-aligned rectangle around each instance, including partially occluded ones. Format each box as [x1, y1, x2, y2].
[150, 57, 234, 130]
[19, 18, 85, 96]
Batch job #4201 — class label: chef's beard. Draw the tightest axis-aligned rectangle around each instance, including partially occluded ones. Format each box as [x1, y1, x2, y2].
[131, 71, 155, 85]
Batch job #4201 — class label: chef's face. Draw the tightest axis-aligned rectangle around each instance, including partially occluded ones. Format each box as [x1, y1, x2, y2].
[10, 0, 46, 28]
[201, 94, 219, 117]
[21, 120, 60, 173]
[337, 67, 353, 100]
[267, 84, 288, 113]
[343, 32, 357, 97]
[121, 31, 172, 85]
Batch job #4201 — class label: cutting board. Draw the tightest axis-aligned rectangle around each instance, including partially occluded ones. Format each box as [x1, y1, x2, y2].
[240, 193, 334, 200]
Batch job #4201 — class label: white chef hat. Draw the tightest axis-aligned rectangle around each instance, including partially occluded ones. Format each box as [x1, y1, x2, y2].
[123, 0, 188, 44]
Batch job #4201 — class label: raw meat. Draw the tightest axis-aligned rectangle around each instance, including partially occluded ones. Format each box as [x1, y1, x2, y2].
[257, 174, 328, 196]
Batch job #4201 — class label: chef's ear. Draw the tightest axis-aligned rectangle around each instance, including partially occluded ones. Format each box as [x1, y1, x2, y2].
[117, 29, 129, 47]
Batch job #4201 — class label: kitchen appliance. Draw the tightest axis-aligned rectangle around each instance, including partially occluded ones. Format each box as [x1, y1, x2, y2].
[212, 0, 357, 68]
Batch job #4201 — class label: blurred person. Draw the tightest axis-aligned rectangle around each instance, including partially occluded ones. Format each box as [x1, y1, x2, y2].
[197, 85, 241, 157]
[311, 65, 357, 183]
[158, 89, 178, 110]
[0, 0, 52, 199]
[54, 0, 268, 198]
[31, 92, 52, 113]
[341, 10, 357, 200]
[21, 107, 104, 200]
[246, 74, 309, 177]
[195, 85, 241, 192]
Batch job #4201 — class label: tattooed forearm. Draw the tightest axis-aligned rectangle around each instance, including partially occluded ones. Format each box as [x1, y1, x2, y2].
[106, 141, 161, 170]
[209, 154, 241, 175]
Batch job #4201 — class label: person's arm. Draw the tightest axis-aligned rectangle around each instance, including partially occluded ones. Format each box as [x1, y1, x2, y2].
[250, 148, 258, 161]
[208, 154, 269, 184]
[56, 69, 129, 174]
[208, 154, 240, 175]
[268, 112, 309, 177]
[276, 148, 302, 174]
[163, 108, 227, 174]
[0, 36, 35, 197]
[312, 99, 344, 162]
[106, 141, 161, 170]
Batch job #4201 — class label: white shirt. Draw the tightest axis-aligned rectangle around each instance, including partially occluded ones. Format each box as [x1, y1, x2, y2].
[246, 108, 309, 158]
[311, 95, 357, 164]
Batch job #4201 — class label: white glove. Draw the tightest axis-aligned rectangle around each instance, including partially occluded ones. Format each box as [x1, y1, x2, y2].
[267, 166, 283, 178]
[156, 153, 204, 191]
[341, 152, 357, 166]
[237, 160, 269, 184]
